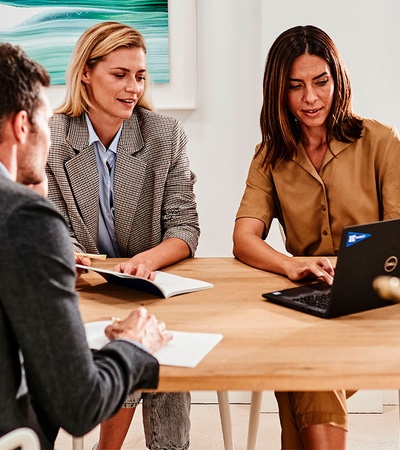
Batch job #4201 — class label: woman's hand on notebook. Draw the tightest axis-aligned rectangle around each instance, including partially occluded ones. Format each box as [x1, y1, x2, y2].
[113, 260, 156, 281]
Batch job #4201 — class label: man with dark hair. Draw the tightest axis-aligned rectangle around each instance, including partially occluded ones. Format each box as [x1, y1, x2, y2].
[0, 42, 171, 449]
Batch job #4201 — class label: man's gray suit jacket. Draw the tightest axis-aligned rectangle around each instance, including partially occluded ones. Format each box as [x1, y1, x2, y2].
[0, 174, 159, 449]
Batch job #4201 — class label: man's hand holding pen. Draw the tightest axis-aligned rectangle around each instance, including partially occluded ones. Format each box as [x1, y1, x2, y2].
[75, 253, 91, 277]
[105, 307, 173, 355]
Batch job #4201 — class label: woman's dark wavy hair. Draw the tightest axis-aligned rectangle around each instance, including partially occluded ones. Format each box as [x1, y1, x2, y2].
[259, 25, 363, 168]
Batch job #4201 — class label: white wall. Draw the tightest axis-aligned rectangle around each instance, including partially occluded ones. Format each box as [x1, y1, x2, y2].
[48, 0, 400, 258]
[166, 0, 264, 257]
[167, 0, 400, 257]
[261, 0, 400, 131]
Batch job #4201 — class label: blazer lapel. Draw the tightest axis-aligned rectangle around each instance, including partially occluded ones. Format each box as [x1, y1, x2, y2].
[64, 120, 99, 243]
[114, 113, 146, 254]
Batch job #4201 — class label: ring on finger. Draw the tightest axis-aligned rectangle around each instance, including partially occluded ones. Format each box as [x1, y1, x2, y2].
[111, 316, 122, 328]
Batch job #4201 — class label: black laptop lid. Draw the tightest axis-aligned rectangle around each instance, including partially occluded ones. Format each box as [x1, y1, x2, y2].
[326, 218, 400, 317]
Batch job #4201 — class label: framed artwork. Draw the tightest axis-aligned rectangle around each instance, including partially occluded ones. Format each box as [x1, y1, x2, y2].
[0, 0, 196, 109]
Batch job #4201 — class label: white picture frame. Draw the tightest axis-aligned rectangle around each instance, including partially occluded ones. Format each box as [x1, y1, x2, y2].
[48, 0, 197, 110]
[152, 0, 197, 109]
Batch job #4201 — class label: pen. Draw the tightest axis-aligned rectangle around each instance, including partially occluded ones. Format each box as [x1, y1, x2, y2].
[75, 252, 107, 261]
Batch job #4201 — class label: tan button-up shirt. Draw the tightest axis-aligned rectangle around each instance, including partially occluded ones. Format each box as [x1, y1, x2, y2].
[236, 119, 400, 256]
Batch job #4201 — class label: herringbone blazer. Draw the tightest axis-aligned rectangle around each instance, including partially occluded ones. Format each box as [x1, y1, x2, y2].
[46, 107, 200, 257]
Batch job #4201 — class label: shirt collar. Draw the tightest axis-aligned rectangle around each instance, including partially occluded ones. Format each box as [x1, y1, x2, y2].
[84, 113, 123, 154]
[0, 161, 12, 180]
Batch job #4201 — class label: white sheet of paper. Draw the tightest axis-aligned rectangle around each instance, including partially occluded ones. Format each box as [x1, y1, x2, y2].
[84, 321, 223, 368]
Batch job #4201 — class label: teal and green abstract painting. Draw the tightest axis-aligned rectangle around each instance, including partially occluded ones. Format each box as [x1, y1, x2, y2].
[0, 0, 169, 85]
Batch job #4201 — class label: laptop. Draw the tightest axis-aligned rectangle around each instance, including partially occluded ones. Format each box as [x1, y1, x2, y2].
[263, 218, 400, 318]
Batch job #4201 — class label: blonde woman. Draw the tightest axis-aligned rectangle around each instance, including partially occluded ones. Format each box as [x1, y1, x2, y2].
[46, 22, 198, 450]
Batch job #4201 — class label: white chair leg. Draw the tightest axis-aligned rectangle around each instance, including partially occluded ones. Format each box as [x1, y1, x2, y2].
[217, 391, 234, 450]
[398, 390, 400, 442]
[246, 391, 263, 450]
[398, 389, 400, 415]
[72, 436, 84, 450]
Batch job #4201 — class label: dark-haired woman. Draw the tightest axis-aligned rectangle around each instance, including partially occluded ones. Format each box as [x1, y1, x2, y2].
[233, 25, 400, 449]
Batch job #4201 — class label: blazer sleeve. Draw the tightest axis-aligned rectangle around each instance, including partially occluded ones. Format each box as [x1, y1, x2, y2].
[46, 162, 87, 253]
[161, 119, 200, 255]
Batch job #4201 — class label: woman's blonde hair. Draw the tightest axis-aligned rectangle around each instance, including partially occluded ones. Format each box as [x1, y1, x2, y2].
[56, 21, 153, 116]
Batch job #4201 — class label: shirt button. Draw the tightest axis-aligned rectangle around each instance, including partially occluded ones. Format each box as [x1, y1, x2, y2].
[322, 230, 328, 236]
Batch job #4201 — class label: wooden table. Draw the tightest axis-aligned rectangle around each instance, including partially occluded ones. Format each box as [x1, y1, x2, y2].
[76, 257, 400, 450]
[78, 257, 400, 392]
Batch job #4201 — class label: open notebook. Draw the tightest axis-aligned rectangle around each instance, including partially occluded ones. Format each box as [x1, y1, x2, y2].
[84, 320, 223, 368]
[263, 219, 400, 318]
[76, 264, 213, 298]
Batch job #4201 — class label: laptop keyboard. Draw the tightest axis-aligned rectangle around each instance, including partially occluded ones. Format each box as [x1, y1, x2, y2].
[294, 293, 330, 310]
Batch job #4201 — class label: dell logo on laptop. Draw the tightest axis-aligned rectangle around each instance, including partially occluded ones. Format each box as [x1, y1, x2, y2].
[384, 256, 398, 272]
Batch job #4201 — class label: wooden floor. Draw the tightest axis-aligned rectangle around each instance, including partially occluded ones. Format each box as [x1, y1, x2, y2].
[54, 403, 399, 450]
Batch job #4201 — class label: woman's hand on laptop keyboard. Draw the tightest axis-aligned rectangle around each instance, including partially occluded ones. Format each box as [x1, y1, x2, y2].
[284, 257, 335, 285]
